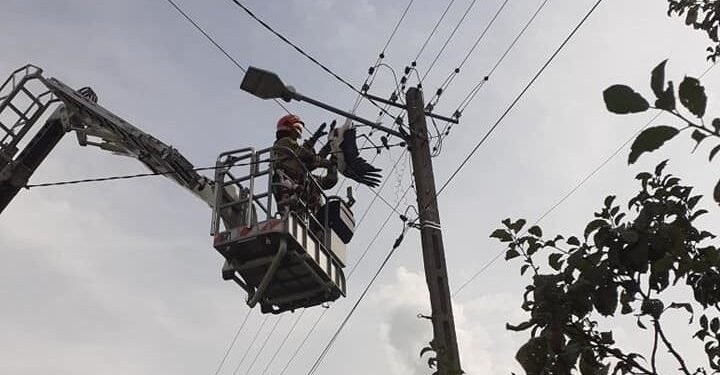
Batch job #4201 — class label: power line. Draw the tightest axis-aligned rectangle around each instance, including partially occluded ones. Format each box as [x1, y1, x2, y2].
[382, 0, 416, 53]
[213, 308, 253, 375]
[454, 0, 551, 117]
[275, 183, 412, 374]
[306, 223, 409, 375]
[226, 0, 397, 120]
[435, 0, 551, 147]
[396, 0, 458, 89]
[278, 309, 329, 375]
[349, 185, 412, 278]
[452, 60, 718, 297]
[24, 144, 404, 190]
[451, 111, 661, 297]
[260, 309, 306, 375]
[421, 0, 482, 83]
[437, 0, 605, 196]
[426, 0, 511, 110]
[164, 0, 290, 113]
[246, 316, 284, 374]
[231, 315, 270, 375]
[414, 0, 458, 64]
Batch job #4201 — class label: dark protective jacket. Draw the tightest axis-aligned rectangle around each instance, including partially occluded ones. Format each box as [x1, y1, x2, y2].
[272, 136, 326, 184]
[272, 135, 338, 213]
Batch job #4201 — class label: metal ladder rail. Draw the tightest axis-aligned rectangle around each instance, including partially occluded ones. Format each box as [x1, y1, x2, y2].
[0, 67, 54, 157]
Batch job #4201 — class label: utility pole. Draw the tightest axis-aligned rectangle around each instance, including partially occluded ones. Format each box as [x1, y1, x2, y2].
[406, 87, 462, 375]
[240, 67, 463, 374]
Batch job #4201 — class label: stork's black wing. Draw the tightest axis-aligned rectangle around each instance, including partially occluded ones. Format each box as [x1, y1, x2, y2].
[338, 127, 382, 187]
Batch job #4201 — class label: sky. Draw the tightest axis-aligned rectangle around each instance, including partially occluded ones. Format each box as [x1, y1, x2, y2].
[0, 0, 718, 374]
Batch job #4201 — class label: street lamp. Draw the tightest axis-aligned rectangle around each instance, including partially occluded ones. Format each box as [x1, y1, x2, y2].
[240, 66, 405, 139]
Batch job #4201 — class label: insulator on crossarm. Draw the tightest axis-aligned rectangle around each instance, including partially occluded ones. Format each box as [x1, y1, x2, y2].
[454, 68, 460, 74]
[453, 110, 461, 119]
[436, 88, 443, 97]
[411, 61, 416, 67]
[484, 76, 489, 81]
[379, 53, 385, 59]
[368, 66, 375, 75]
[390, 92, 398, 102]
[362, 83, 370, 92]
[400, 76, 407, 85]
[425, 103, 434, 112]
[404, 66, 411, 75]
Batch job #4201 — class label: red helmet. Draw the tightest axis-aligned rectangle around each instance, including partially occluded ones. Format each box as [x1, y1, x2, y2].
[276, 114, 304, 136]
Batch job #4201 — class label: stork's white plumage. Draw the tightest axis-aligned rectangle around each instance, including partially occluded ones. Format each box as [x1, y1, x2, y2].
[328, 120, 382, 188]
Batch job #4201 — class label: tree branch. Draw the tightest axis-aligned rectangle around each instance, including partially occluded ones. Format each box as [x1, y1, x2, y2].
[666, 109, 720, 137]
[652, 324, 659, 374]
[568, 324, 655, 375]
[654, 318, 692, 375]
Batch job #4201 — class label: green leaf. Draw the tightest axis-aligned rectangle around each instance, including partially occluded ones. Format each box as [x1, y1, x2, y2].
[713, 118, 720, 133]
[655, 84, 676, 111]
[667, 302, 694, 324]
[709, 144, 720, 161]
[715, 178, 720, 206]
[701, 314, 709, 330]
[679, 76, 707, 117]
[420, 346, 434, 357]
[711, 317, 719, 333]
[505, 249, 521, 260]
[567, 236, 580, 246]
[510, 219, 527, 233]
[636, 317, 647, 330]
[651, 60, 668, 97]
[501, 218, 512, 228]
[628, 126, 679, 164]
[604, 195, 616, 208]
[651, 61, 676, 111]
[603, 85, 650, 114]
[686, 5, 699, 25]
[636, 172, 652, 181]
[584, 219, 607, 239]
[515, 337, 548, 374]
[594, 285, 619, 316]
[655, 159, 669, 176]
[691, 129, 708, 152]
[549, 253, 563, 271]
[506, 320, 535, 331]
[691, 209, 708, 222]
[490, 229, 513, 242]
[528, 225, 542, 237]
[520, 264, 530, 275]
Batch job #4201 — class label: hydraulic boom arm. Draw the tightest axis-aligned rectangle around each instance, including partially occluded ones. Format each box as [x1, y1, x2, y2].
[0, 65, 233, 221]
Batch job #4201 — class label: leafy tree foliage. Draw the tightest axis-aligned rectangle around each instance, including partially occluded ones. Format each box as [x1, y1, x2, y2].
[603, 60, 720, 205]
[492, 163, 720, 374]
[666, 0, 720, 61]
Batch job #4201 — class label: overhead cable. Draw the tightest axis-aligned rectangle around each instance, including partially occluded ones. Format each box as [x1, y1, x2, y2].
[276, 183, 412, 373]
[226, 0, 396, 120]
[451, 60, 717, 297]
[245, 316, 284, 374]
[306, 223, 410, 375]
[454, 0, 551, 117]
[164, 0, 290, 113]
[421, 0, 482, 83]
[260, 309, 307, 375]
[213, 308, 253, 375]
[231, 315, 270, 375]
[437, 0, 605, 196]
[426, 0, 510, 111]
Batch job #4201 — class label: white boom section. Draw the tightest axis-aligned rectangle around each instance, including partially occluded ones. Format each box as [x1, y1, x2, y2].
[44, 77, 220, 208]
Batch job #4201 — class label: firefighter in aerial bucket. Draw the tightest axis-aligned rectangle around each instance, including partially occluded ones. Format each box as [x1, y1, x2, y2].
[271, 114, 337, 214]
[271, 113, 384, 215]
